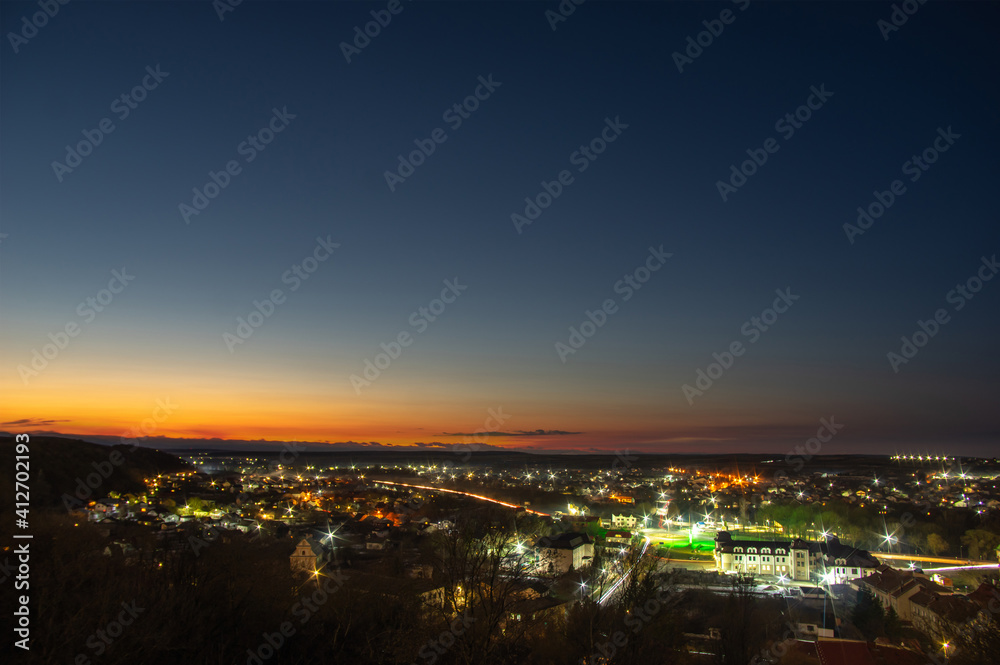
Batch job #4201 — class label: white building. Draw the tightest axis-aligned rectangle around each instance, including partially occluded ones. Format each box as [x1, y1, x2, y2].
[608, 514, 638, 530]
[714, 532, 810, 580]
[290, 536, 327, 576]
[535, 532, 594, 575]
[713, 532, 878, 582]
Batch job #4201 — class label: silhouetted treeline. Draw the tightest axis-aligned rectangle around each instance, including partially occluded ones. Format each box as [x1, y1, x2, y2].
[0, 509, 789, 665]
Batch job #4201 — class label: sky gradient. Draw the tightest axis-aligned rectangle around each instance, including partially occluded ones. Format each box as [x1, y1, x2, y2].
[1, 1, 998, 455]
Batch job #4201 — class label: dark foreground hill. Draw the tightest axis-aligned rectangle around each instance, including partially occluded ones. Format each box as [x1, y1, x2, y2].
[0, 435, 190, 512]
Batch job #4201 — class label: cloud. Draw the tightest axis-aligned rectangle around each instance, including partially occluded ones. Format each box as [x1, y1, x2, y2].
[1, 418, 70, 426]
[438, 429, 581, 437]
[14, 433, 513, 453]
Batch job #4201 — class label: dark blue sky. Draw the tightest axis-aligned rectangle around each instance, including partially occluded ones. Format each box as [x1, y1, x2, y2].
[2, 1, 998, 455]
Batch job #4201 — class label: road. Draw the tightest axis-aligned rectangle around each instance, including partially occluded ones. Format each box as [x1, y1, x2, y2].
[374, 480, 551, 516]
[872, 552, 998, 566]
[598, 537, 651, 604]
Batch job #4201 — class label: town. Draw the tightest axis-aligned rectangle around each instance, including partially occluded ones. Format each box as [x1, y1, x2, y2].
[21, 439, 998, 665]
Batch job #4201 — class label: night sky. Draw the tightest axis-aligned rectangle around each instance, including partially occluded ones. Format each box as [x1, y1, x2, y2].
[1, 1, 998, 455]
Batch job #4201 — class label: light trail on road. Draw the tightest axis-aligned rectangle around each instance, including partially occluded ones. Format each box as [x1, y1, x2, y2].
[374, 480, 551, 516]
[599, 537, 650, 605]
[873, 552, 989, 565]
[918, 564, 999, 573]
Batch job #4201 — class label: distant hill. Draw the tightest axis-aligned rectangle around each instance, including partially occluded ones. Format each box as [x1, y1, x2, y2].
[0, 435, 191, 511]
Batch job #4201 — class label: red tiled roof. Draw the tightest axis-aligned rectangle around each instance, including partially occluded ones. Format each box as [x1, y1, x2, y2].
[815, 640, 877, 665]
[858, 566, 950, 598]
[871, 644, 933, 665]
[924, 594, 980, 623]
[909, 589, 937, 607]
[966, 582, 1000, 611]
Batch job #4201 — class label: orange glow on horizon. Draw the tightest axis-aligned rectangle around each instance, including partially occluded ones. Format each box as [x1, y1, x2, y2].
[1, 357, 853, 452]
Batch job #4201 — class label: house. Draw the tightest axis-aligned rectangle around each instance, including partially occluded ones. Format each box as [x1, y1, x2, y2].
[608, 514, 638, 529]
[966, 581, 1000, 613]
[714, 531, 811, 580]
[794, 623, 835, 640]
[93, 498, 123, 514]
[814, 536, 880, 583]
[814, 639, 879, 665]
[535, 532, 593, 575]
[798, 638, 933, 665]
[609, 494, 634, 504]
[290, 537, 328, 576]
[605, 530, 631, 546]
[909, 590, 979, 641]
[407, 563, 434, 579]
[509, 596, 574, 625]
[714, 532, 878, 582]
[854, 565, 952, 621]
